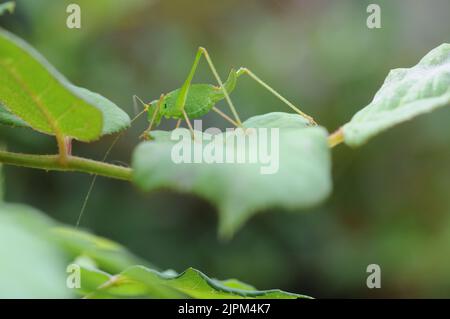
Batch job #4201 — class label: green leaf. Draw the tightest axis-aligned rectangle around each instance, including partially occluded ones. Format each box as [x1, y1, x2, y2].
[0, 28, 130, 140]
[0, 203, 72, 298]
[81, 266, 308, 299]
[343, 43, 450, 147]
[0, 1, 15, 16]
[132, 112, 332, 237]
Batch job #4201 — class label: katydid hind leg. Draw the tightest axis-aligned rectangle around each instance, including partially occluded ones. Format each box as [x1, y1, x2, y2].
[199, 48, 242, 126]
[212, 106, 239, 127]
[236, 67, 317, 125]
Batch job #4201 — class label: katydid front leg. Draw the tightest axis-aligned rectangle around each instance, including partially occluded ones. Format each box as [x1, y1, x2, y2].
[140, 94, 164, 140]
[132, 94, 149, 117]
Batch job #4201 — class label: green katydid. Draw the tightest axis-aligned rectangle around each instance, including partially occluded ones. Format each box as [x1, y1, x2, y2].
[76, 46, 316, 227]
[136, 47, 316, 139]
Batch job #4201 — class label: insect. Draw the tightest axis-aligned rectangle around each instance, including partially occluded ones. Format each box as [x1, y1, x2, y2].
[76, 47, 316, 227]
[136, 47, 316, 139]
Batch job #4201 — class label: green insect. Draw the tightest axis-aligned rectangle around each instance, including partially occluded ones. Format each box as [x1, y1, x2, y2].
[136, 47, 316, 139]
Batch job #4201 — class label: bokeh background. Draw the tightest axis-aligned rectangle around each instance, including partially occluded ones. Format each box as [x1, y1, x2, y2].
[1, 0, 450, 298]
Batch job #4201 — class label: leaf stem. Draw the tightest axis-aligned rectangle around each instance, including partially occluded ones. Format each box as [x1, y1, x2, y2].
[56, 134, 68, 164]
[328, 128, 344, 148]
[0, 150, 132, 181]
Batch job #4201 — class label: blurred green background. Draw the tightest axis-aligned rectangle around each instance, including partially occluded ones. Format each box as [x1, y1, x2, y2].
[1, 0, 450, 298]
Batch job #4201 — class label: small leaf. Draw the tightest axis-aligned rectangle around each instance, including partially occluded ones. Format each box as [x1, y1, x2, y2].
[343, 43, 450, 147]
[132, 112, 332, 237]
[82, 266, 308, 299]
[0, 28, 130, 141]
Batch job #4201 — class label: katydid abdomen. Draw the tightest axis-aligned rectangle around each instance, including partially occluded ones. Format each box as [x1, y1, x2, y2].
[162, 84, 224, 119]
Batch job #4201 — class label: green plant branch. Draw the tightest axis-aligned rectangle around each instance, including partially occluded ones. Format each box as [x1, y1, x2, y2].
[0, 150, 132, 181]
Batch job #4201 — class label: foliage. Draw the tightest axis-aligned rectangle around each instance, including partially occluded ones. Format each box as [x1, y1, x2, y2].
[0, 25, 449, 234]
[1, 2, 450, 298]
[0, 201, 305, 298]
[78, 265, 306, 299]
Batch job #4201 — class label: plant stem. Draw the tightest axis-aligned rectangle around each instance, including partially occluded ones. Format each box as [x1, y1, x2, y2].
[328, 128, 344, 148]
[0, 150, 132, 181]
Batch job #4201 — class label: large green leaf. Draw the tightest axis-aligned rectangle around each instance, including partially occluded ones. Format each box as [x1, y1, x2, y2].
[132, 112, 332, 237]
[343, 43, 450, 147]
[0, 28, 130, 140]
[80, 265, 308, 299]
[0, 203, 72, 298]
